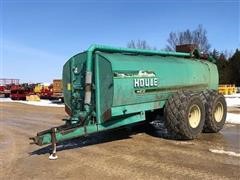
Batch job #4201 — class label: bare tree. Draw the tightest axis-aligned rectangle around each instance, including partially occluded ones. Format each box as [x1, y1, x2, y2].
[127, 40, 156, 50]
[166, 25, 211, 53]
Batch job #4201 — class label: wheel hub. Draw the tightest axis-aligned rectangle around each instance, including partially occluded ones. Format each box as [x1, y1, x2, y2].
[214, 102, 224, 122]
[188, 104, 201, 128]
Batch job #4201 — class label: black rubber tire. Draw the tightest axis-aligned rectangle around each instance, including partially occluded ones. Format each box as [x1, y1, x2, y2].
[201, 90, 227, 133]
[164, 91, 205, 139]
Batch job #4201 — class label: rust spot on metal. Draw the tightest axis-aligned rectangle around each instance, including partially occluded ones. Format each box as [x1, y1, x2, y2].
[103, 109, 112, 121]
[85, 85, 91, 91]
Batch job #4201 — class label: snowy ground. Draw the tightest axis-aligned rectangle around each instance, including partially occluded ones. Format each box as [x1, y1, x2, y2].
[224, 94, 240, 124]
[0, 98, 64, 107]
[226, 113, 240, 124]
[225, 93, 240, 107]
[0, 93, 239, 124]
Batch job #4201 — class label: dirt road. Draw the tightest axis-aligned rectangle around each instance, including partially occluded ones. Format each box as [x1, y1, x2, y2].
[0, 102, 239, 179]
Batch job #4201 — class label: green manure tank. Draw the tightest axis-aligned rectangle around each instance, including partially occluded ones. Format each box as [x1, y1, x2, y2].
[31, 45, 226, 159]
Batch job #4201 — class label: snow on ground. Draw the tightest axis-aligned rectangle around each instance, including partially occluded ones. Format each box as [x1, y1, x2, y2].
[224, 94, 240, 124]
[209, 149, 240, 157]
[18, 99, 64, 107]
[225, 93, 240, 107]
[226, 113, 240, 124]
[0, 98, 64, 107]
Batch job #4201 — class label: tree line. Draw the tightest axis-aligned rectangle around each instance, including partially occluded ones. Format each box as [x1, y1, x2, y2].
[213, 49, 240, 86]
[127, 25, 240, 86]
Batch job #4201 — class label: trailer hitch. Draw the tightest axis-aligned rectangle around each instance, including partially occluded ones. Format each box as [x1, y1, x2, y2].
[30, 121, 98, 160]
[30, 127, 58, 160]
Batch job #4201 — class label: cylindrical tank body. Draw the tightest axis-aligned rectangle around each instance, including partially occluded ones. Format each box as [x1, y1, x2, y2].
[63, 48, 218, 124]
[98, 52, 218, 107]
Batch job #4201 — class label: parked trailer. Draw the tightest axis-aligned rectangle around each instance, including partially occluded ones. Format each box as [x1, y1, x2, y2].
[0, 78, 20, 97]
[10, 84, 35, 100]
[51, 79, 64, 101]
[0, 86, 10, 97]
[10, 85, 28, 100]
[30, 45, 227, 159]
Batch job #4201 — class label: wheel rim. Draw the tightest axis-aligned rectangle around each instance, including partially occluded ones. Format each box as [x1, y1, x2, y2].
[214, 102, 224, 122]
[188, 104, 201, 128]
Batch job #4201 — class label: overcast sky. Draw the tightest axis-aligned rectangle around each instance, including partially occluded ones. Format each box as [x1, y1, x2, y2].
[1, 0, 239, 83]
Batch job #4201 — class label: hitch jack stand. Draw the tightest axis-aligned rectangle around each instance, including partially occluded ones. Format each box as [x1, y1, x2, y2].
[49, 128, 58, 160]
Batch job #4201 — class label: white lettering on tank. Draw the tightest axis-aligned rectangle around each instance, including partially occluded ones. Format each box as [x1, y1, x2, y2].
[140, 79, 145, 87]
[154, 78, 158, 86]
[134, 78, 158, 88]
[145, 79, 150, 87]
[134, 79, 140, 87]
[150, 78, 153, 86]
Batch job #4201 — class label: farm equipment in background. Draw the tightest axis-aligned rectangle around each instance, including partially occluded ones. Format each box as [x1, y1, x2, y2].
[10, 83, 35, 100]
[10, 85, 27, 100]
[0, 86, 11, 97]
[33, 83, 53, 99]
[0, 79, 20, 98]
[218, 84, 238, 95]
[1, 79, 62, 101]
[40, 84, 53, 99]
[51, 79, 64, 102]
[33, 84, 42, 95]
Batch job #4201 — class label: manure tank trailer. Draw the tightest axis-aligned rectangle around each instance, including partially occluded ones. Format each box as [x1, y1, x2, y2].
[30, 44, 227, 159]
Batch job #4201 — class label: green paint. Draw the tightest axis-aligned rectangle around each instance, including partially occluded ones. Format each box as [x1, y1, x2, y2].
[33, 44, 218, 146]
